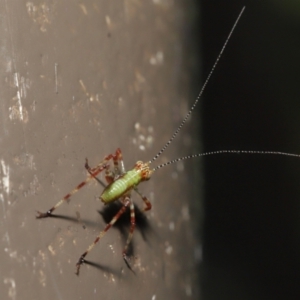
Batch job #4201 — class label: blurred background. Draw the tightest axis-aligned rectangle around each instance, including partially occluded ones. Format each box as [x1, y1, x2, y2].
[201, 1, 300, 299]
[0, 1, 300, 299]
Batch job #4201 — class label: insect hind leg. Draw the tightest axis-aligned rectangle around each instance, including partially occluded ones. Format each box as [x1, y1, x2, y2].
[76, 196, 131, 275]
[122, 199, 136, 271]
[36, 152, 116, 218]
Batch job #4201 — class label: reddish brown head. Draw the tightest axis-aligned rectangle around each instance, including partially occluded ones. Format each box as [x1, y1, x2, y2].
[134, 161, 153, 181]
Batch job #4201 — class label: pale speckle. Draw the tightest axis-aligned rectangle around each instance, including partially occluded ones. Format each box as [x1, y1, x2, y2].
[79, 4, 88, 15]
[151, 295, 157, 300]
[13, 153, 34, 169]
[26, 174, 41, 196]
[109, 244, 115, 254]
[9, 73, 30, 123]
[169, 221, 175, 231]
[0, 160, 10, 194]
[133, 70, 146, 93]
[48, 245, 55, 256]
[104, 272, 116, 283]
[149, 51, 164, 65]
[134, 123, 154, 150]
[176, 160, 184, 172]
[181, 205, 190, 221]
[4, 247, 26, 263]
[165, 244, 173, 255]
[79, 80, 88, 95]
[39, 269, 47, 287]
[146, 135, 153, 145]
[9, 105, 28, 123]
[3, 278, 16, 300]
[26, 2, 53, 32]
[105, 15, 111, 26]
[185, 284, 192, 297]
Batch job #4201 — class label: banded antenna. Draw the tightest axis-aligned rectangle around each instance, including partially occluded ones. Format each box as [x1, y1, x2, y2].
[149, 7, 246, 165]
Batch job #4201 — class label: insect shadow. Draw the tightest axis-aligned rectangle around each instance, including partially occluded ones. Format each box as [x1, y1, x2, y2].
[98, 200, 152, 257]
[43, 177, 152, 275]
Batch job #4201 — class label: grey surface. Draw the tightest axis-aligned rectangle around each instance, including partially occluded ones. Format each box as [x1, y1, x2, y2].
[0, 1, 201, 299]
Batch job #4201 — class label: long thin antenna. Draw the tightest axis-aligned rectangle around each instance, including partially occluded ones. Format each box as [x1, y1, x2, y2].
[149, 6, 246, 164]
[153, 150, 300, 171]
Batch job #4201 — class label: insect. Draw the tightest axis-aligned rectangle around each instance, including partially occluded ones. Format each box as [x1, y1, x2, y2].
[36, 6, 300, 275]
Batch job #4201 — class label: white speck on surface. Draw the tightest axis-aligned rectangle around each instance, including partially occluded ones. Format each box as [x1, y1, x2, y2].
[135, 122, 140, 130]
[105, 15, 111, 27]
[79, 4, 88, 15]
[109, 244, 115, 254]
[9, 73, 30, 123]
[3, 278, 16, 300]
[48, 245, 55, 256]
[139, 145, 145, 151]
[149, 51, 164, 65]
[151, 295, 156, 300]
[146, 135, 153, 146]
[165, 243, 173, 255]
[169, 222, 175, 231]
[0, 160, 10, 194]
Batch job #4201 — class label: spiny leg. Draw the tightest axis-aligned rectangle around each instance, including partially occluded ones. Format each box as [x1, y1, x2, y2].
[75, 196, 131, 275]
[85, 148, 125, 184]
[85, 158, 110, 187]
[134, 188, 152, 211]
[36, 154, 115, 218]
[115, 148, 126, 175]
[122, 199, 136, 270]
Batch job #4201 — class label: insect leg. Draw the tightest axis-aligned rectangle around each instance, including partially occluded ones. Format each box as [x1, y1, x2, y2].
[134, 188, 152, 211]
[75, 196, 131, 275]
[122, 199, 136, 270]
[36, 153, 115, 218]
[114, 148, 125, 175]
[85, 148, 125, 183]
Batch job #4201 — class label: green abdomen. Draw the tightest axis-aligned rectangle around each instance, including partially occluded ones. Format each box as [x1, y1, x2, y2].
[100, 169, 142, 204]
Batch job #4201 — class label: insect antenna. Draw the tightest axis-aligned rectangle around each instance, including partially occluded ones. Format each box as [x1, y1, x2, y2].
[149, 6, 246, 165]
[153, 150, 300, 171]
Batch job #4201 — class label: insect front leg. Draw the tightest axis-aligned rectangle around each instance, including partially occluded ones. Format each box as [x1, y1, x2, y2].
[36, 153, 116, 218]
[75, 196, 131, 275]
[85, 148, 125, 184]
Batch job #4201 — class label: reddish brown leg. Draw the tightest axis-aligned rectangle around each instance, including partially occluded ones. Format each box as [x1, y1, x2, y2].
[134, 188, 152, 211]
[75, 196, 131, 275]
[85, 148, 125, 184]
[36, 153, 115, 218]
[122, 200, 136, 269]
